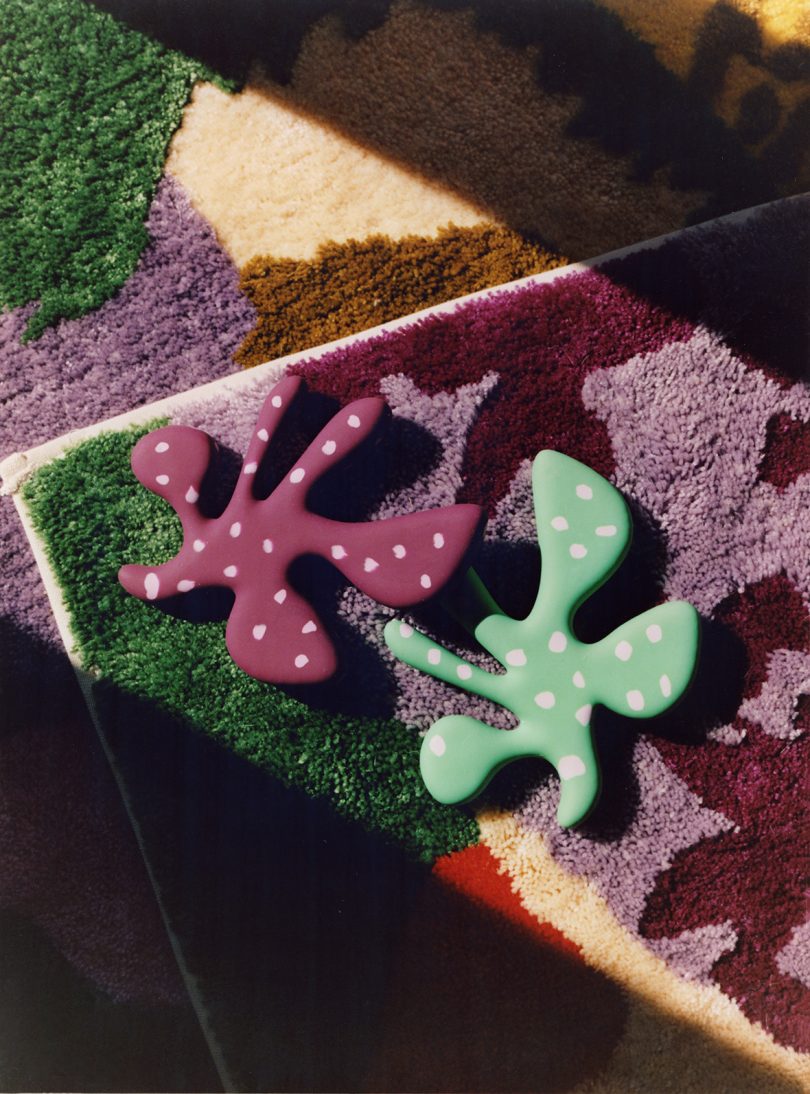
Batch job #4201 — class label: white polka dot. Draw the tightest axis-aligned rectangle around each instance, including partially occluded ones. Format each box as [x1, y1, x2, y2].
[177, 579, 195, 592]
[252, 624, 266, 640]
[271, 395, 282, 408]
[347, 414, 361, 428]
[243, 462, 257, 476]
[549, 631, 567, 653]
[433, 532, 445, 549]
[321, 440, 336, 456]
[457, 664, 473, 680]
[615, 640, 633, 661]
[572, 671, 586, 689]
[302, 620, 317, 634]
[193, 539, 206, 552]
[185, 486, 199, 503]
[559, 755, 586, 780]
[289, 467, 306, 484]
[223, 565, 238, 578]
[420, 574, 432, 589]
[229, 522, 241, 538]
[257, 428, 269, 442]
[295, 654, 309, 669]
[364, 557, 379, 572]
[331, 545, 347, 560]
[262, 539, 273, 553]
[570, 543, 588, 559]
[429, 734, 446, 757]
[274, 588, 287, 604]
[646, 624, 663, 643]
[156, 474, 170, 486]
[575, 704, 592, 726]
[627, 690, 645, 711]
[534, 691, 556, 709]
[551, 516, 569, 531]
[506, 648, 527, 667]
[596, 525, 617, 537]
[576, 484, 593, 500]
[155, 441, 169, 453]
[144, 573, 160, 600]
[427, 648, 441, 665]
[399, 623, 413, 638]
[660, 674, 672, 698]
[392, 544, 406, 559]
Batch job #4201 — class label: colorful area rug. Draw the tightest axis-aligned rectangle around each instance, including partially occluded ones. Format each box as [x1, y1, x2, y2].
[2, 0, 810, 1089]
[5, 196, 809, 1090]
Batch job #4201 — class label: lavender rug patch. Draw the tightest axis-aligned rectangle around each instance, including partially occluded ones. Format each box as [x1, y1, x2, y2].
[1, 173, 255, 646]
[0, 173, 255, 1002]
[518, 736, 732, 969]
[776, 920, 810, 990]
[581, 328, 810, 611]
[583, 327, 810, 741]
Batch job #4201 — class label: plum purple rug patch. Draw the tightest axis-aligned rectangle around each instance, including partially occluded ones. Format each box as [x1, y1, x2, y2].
[5, 195, 809, 1085]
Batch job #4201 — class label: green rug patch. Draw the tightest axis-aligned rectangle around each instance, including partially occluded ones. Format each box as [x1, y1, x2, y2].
[0, 0, 221, 340]
[22, 426, 478, 862]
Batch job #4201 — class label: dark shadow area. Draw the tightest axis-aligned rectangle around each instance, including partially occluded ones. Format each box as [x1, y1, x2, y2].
[0, 908, 220, 1094]
[251, 387, 339, 503]
[651, 616, 747, 745]
[0, 621, 221, 1093]
[85, 664, 804, 1093]
[576, 706, 641, 838]
[574, 498, 669, 643]
[687, 2, 810, 191]
[90, 675, 627, 1092]
[469, 707, 642, 841]
[283, 552, 394, 716]
[156, 582, 236, 624]
[477, 539, 541, 624]
[368, 857, 804, 1091]
[89, 0, 810, 259]
[303, 404, 442, 525]
[0, 612, 798, 1089]
[0, 620, 78, 741]
[601, 194, 810, 384]
[14, 634, 792, 1094]
[362, 848, 628, 1093]
[90, 0, 394, 85]
[96, 679, 418, 1091]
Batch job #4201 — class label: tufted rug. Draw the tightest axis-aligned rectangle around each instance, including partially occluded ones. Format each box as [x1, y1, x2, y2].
[2, 0, 810, 1089]
[5, 195, 809, 1091]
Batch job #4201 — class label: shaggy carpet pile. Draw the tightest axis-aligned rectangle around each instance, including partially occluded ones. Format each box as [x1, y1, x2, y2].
[6, 196, 810, 1090]
[1, 0, 809, 1089]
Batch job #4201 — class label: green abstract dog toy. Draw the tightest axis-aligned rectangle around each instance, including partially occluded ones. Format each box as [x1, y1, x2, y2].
[385, 451, 700, 828]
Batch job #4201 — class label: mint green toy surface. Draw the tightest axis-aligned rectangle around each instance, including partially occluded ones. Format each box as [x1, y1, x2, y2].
[384, 450, 700, 828]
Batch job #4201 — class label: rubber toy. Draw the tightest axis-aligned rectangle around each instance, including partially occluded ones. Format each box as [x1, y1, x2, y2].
[120, 375, 483, 684]
[384, 450, 700, 827]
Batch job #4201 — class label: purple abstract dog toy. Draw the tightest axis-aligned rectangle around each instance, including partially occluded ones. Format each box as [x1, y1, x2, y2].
[119, 375, 483, 683]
